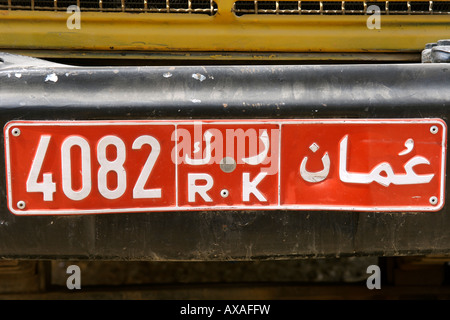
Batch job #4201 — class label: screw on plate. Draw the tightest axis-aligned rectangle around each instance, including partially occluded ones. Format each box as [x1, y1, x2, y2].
[220, 157, 236, 173]
[11, 128, 20, 137]
[430, 126, 439, 134]
[17, 201, 26, 210]
[429, 196, 438, 205]
[220, 189, 229, 198]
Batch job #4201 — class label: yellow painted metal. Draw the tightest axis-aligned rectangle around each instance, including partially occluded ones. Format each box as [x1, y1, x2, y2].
[0, 1, 449, 57]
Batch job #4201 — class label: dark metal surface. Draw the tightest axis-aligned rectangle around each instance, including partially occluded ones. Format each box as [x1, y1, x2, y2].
[0, 53, 449, 260]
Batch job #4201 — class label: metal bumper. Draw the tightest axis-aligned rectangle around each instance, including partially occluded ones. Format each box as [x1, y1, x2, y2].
[0, 53, 449, 260]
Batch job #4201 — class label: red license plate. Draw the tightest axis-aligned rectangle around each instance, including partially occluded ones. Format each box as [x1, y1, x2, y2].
[4, 119, 447, 215]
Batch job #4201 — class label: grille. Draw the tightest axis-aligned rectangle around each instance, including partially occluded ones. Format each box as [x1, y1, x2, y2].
[0, 0, 218, 14]
[233, 0, 450, 15]
[0, 0, 448, 15]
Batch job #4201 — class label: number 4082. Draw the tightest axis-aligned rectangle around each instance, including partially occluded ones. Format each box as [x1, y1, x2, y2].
[27, 135, 162, 201]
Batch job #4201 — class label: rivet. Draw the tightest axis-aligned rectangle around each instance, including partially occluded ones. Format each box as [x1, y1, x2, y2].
[430, 126, 439, 134]
[220, 189, 229, 198]
[430, 196, 438, 205]
[17, 201, 26, 210]
[11, 128, 20, 137]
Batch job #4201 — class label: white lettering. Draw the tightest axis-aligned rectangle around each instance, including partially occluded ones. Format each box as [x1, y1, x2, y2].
[26, 135, 56, 201]
[61, 136, 91, 201]
[242, 172, 267, 202]
[132, 135, 162, 199]
[339, 135, 434, 187]
[97, 136, 127, 200]
[188, 173, 214, 202]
